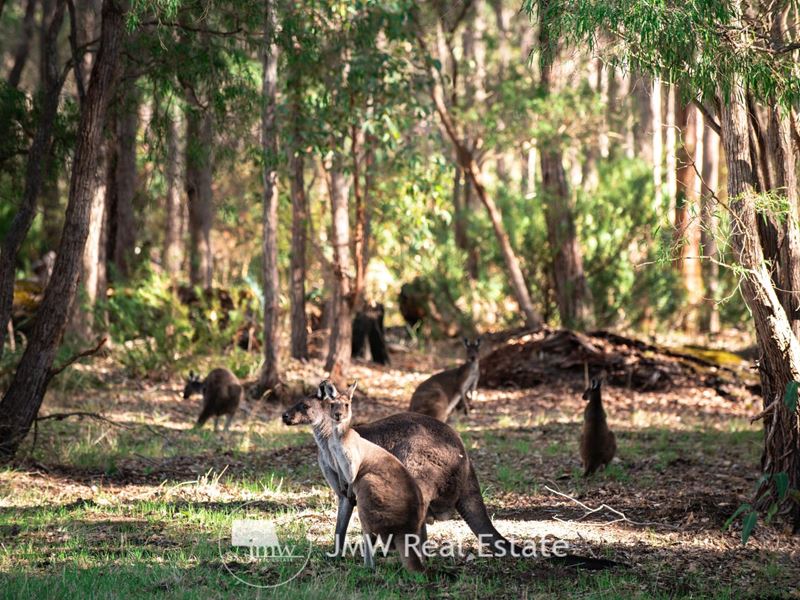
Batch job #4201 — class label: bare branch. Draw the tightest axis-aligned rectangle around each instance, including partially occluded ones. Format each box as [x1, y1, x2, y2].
[47, 336, 106, 381]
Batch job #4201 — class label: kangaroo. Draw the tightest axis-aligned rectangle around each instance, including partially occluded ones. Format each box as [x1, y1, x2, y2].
[283, 383, 509, 557]
[183, 368, 242, 432]
[409, 338, 481, 422]
[580, 379, 617, 476]
[325, 382, 426, 573]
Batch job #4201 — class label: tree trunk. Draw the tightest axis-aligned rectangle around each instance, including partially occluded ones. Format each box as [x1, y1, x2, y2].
[185, 107, 213, 289]
[538, 6, 593, 329]
[351, 120, 367, 312]
[700, 122, 721, 334]
[664, 84, 677, 222]
[419, 24, 542, 329]
[651, 77, 663, 207]
[719, 79, 800, 531]
[109, 83, 138, 279]
[324, 158, 353, 379]
[289, 128, 308, 360]
[256, 0, 280, 392]
[675, 101, 703, 331]
[163, 105, 183, 280]
[0, 0, 123, 459]
[6, 0, 37, 88]
[0, 0, 66, 358]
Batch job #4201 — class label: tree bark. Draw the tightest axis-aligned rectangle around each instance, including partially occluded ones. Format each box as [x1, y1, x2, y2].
[289, 128, 308, 360]
[651, 77, 663, 207]
[700, 122, 721, 334]
[256, 0, 280, 392]
[675, 101, 703, 331]
[538, 5, 592, 329]
[324, 157, 353, 379]
[185, 107, 214, 289]
[0, 0, 123, 459]
[719, 79, 800, 531]
[0, 0, 66, 358]
[6, 0, 37, 88]
[163, 105, 183, 280]
[109, 83, 138, 279]
[665, 84, 677, 222]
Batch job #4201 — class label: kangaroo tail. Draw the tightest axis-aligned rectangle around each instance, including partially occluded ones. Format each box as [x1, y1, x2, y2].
[456, 462, 515, 555]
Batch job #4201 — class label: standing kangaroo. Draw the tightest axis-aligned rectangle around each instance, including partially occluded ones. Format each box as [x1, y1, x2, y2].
[283, 383, 618, 570]
[409, 338, 481, 422]
[326, 382, 427, 573]
[282, 383, 510, 557]
[580, 379, 617, 476]
[183, 368, 242, 432]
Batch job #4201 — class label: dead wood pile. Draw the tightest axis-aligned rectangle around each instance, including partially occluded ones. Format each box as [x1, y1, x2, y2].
[480, 328, 757, 397]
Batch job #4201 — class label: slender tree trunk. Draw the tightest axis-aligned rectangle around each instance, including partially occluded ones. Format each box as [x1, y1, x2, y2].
[257, 0, 280, 392]
[324, 157, 353, 379]
[665, 84, 677, 222]
[6, 0, 37, 88]
[0, 0, 124, 459]
[651, 77, 663, 207]
[109, 83, 138, 279]
[289, 130, 308, 360]
[0, 0, 66, 358]
[701, 122, 721, 334]
[185, 107, 213, 289]
[163, 105, 183, 280]
[538, 5, 592, 329]
[351, 119, 367, 312]
[719, 79, 800, 531]
[675, 101, 703, 330]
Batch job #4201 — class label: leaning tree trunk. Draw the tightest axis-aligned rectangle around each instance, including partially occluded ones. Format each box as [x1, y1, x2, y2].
[6, 0, 37, 88]
[0, 0, 123, 459]
[0, 0, 66, 358]
[163, 105, 183, 280]
[324, 158, 353, 380]
[719, 79, 800, 532]
[256, 0, 280, 393]
[185, 107, 214, 289]
[538, 5, 593, 329]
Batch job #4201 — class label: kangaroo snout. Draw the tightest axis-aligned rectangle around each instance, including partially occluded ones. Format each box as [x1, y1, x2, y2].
[282, 411, 292, 424]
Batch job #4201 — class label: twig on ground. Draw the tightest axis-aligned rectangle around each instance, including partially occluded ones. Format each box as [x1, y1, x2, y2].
[545, 485, 677, 529]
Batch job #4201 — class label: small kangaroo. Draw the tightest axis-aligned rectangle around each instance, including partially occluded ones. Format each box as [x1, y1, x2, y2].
[580, 379, 617, 476]
[183, 368, 242, 432]
[409, 337, 481, 422]
[326, 381, 426, 573]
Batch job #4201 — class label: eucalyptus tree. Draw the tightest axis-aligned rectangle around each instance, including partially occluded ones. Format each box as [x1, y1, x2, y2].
[526, 0, 800, 531]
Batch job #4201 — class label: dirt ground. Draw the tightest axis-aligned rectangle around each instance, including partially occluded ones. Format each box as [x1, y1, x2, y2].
[1, 330, 798, 599]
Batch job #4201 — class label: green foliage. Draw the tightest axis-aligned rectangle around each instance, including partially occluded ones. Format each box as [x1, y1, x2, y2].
[725, 471, 798, 545]
[784, 381, 798, 413]
[100, 271, 194, 378]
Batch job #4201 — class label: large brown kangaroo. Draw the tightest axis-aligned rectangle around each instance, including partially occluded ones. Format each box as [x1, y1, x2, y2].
[409, 338, 481, 422]
[326, 382, 426, 573]
[283, 382, 509, 557]
[283, 382, 618, 570]
[580, 379, 617, 476]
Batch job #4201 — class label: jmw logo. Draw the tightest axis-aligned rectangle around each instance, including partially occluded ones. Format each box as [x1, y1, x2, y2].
[231, 519, 303, 560]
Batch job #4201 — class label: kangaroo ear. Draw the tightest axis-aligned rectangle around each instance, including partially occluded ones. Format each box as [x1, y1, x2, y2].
[346, 380, 358, 399]
[591, 378, 601, 389]
[462, 337, 469, 347]
[189, 370, 195, 379]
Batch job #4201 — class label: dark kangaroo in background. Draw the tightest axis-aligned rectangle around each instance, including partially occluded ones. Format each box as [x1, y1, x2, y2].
[326, 382, 427, 573]
[409, 338, 481, 422]
[580, 379, 617, 476]
[183, 368, 242, 432]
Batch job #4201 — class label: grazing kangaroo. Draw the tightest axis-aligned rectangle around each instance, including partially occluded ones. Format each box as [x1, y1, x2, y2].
[580, 379, 617, 476]
[326, 382, 427, 573]
[409, 338, 481, 422]
[183, 368, 242, 432]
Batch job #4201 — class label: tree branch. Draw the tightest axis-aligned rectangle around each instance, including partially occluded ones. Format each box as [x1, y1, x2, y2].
[692, 98, 721, 135]
[47, 336, 106, 382]
[66, 0, 86, 105]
